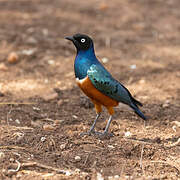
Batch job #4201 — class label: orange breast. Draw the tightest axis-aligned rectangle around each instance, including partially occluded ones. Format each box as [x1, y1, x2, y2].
[76, 76, 118, 107]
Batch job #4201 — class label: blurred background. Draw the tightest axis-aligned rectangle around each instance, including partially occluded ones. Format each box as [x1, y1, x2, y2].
[0, 0, 179, 179]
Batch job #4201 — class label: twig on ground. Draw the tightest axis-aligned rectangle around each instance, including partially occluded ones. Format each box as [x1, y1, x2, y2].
[123, 137, 153, 145]
[11, 126, 34, 130]
[7, 161, 74, 176]
[0, 146, 26, 150]
[84, 153, 90, 165]
[39, 118, 54, 122]
[8, 160, 21, 172]
[140, 144, 144, 169]
[120, 161, 125, 177]
[144, 120, 146, 127]
[6, 105, 13, 126]
[21, 162, 73, 175]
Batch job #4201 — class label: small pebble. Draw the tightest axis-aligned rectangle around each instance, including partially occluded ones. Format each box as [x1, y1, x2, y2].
[97, 172, 104, 180]
[43, 124, 55, 131]
[108, 145, 115, 149]
[139, 79, 145, 84]
[108, 176, 113, 180]
[162, 99, 171, 108]
[75, 168, 81, 173]
[21, 49, 36, 56]
[162, 103, 169, 108]
[42, 173, 54, 178]
[47, 60, 55, 65]
[0, 152, 5, 161]
[42, 28, 49, 36]
[130, 64, 136, 69]
[0, 63, 8, 71]
[7, 52, 19, 63]
[40, 137, 46, 142]
[99, 2, 108, 11]
[57, 99, 64, 106]
[75, 156, 81, 161]
[102, 57, 109, 63]
[114, 175, 120, 179]
[9, 158, 14, 162]
[60, 143, 66, 150]
[172, 121, 180, 127]
[65, 170, 72, 176]
[145, 126, 153, 129]
[124, 131, 132, 137]
[15, 119, 20, 124]
[33, 107, 40, 111]
[172, 121, 180, 136]
[73, 115, 78, 119]
[44, 79, 49, 83]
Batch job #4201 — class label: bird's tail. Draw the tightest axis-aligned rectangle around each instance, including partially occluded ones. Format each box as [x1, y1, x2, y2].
[130, 103, 147, 120]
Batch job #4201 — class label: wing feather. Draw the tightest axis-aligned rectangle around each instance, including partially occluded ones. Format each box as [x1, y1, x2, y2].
[87, 64, 132, 105]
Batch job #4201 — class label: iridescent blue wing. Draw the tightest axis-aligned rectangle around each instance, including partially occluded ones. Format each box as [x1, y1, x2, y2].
[87, 64, 133, 105]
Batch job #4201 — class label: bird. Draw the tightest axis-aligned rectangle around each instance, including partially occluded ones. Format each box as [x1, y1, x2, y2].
[65, 33, 146, 137]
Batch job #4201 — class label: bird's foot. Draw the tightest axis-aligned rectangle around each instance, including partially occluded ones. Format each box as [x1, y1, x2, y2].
[93, 131, 114, 139]
[80, 130, 114, 139]
[80, 129, 95, 137]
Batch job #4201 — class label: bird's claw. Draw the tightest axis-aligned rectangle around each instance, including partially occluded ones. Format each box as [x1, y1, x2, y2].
[80, 129, 97, 136]
[93, 131, 114, 139]
[80, 130, 114, 139]
[80, 131, 92, 137]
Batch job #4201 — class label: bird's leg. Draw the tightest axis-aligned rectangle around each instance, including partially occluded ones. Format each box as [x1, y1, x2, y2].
[80, 113, 101, 136]
[103, 115, 113, 135]
[94, 115, 113, 137]
[96, 106, 114, 137]
[88, 113, 101, 133]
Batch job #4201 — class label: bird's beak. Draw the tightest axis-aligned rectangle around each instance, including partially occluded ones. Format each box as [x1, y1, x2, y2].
[65, 36, 74, 42]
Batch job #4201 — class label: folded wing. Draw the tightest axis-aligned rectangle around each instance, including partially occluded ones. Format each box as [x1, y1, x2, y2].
[87, 64, 146, 120]
[88, 64, 132, 105]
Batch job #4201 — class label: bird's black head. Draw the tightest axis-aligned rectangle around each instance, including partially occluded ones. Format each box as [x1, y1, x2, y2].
[65, 34, 93, 51]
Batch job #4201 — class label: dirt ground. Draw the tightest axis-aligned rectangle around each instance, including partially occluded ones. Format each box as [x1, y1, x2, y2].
[0, 0, 180, 179]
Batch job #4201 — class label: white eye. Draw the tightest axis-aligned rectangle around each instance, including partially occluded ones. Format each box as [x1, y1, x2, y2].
[81, 38, 86, 43]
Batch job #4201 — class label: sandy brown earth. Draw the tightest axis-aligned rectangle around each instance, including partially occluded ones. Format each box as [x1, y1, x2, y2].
[0, 0, 180, 179]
